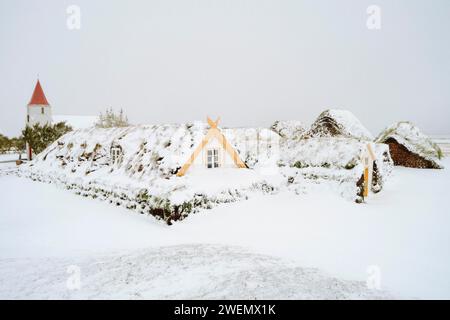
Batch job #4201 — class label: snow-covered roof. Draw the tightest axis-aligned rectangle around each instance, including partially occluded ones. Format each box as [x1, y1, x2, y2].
[271, 120, 306, 139]
[280, 137, 390, 171]
[277, 137, 393, 201]
[53, 115, 98, 130]
[18, 121, 395, 223]
[23, 123, 279, 203]
[304, 109, 373, 140]
[376, 121, 443, 165]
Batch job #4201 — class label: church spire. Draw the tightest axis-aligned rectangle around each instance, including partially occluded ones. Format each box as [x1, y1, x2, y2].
[28, 79, 50, 106]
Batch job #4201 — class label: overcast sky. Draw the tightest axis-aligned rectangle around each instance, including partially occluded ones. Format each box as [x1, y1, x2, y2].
[1, 0, 449, 137]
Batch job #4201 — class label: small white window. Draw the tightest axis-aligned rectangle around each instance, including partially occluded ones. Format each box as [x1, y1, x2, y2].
[207, 149, 219, 168]
[111, 146, 122, 164]
[41, 107, 44, 114]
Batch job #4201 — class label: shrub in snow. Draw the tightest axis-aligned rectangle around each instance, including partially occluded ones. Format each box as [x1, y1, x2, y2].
[22, 122, 73, 154]
[0, 134, 25, 154]
[95, 107, 130, 128]
[376, 121, 443, 169]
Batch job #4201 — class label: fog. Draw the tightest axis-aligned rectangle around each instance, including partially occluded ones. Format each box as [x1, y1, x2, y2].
[1, 0, 449, 136]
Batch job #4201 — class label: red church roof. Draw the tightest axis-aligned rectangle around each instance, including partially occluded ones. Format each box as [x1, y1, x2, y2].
[28, 80, 50, 106]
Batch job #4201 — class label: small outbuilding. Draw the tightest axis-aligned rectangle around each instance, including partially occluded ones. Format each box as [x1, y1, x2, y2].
[376, 121, 443, 169]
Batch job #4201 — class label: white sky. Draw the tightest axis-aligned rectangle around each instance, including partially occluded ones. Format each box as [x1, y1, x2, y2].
[0, 0, 449, 137]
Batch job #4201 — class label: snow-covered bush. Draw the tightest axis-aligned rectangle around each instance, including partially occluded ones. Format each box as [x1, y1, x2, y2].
[95, 108, 130, 128]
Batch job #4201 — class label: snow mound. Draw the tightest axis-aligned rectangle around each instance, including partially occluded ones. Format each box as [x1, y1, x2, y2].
[304, 109, 374, 140]
[271, 120, 306, 139]
[0, 244, 393, 299]
[376, 121, 443, 167]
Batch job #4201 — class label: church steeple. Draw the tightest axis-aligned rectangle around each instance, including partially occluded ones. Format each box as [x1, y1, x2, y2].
[28, 79, 50, 106]
[25, 79, 53, 160]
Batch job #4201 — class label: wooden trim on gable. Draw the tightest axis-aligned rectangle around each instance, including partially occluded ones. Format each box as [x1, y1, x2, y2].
[176, 118, 247, 176]
[367, 143, 376, 161]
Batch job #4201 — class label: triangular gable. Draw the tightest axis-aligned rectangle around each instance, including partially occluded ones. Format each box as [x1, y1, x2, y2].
[176, 117, 247, 176]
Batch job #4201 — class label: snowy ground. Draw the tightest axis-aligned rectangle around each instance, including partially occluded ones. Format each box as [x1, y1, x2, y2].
[0, 244, 389, 300]
[1, 158, 450, 299]
[0, 153, 24, 163]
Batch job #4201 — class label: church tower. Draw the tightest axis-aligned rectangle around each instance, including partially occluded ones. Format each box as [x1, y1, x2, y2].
[27, 79, 52, 126]
[26, 79, 53, 160]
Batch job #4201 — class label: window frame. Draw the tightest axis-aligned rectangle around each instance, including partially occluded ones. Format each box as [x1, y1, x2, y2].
[110, 146, 122, 164]
[207, 149, 219, 168]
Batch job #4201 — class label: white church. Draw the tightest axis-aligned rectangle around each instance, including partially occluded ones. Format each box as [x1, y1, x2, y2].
[25, 80, 98, 160]
[25, 80, 52, 160]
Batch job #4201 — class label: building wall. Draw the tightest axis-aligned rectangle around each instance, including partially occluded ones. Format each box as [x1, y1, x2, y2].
[190, 132, 279, 170]
[386, 138, 438, 169]
[192, 138, 237, 169]
[181, 126, 280, 173]
[27, 104, 52, 127]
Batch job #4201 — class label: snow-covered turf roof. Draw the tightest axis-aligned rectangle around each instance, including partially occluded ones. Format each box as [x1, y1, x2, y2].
[280, 137, 389, 170]
[304, 109, 374, 140]
[376, 121, 443, 166]
[21, 123, 281, 220]
[19, 112, 394, 223]
[34, 122, 279, 179]
[271, 120, 306, 139]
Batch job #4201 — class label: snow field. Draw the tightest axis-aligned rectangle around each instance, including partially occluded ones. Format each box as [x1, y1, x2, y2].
[1, 159, 450, 298]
